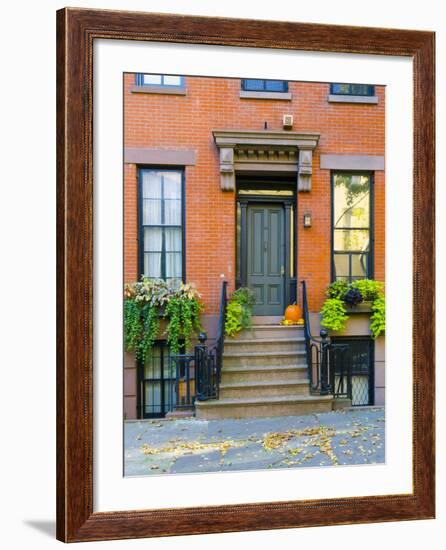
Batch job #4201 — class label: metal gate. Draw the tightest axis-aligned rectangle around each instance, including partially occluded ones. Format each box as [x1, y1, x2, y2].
[332, 337, 374, 406]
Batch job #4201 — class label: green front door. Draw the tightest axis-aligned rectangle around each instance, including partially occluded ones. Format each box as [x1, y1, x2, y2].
[247, 204, 285, 316]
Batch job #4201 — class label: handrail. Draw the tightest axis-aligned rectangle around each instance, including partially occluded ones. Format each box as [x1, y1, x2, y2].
[300, 280, 352, 399]
[194, 280, 227, 401]
[213, 280, 228, 388]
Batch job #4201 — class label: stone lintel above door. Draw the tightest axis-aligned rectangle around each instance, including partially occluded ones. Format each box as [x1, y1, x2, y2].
[213, 130, 320, 192]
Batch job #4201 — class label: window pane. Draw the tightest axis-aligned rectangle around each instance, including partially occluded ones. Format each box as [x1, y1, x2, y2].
[144, 346, 162, 379]
[164, 227, 182, 252]
[351, 253, 368, 279]
[333, 254, 350, 278]
[334, 229, 369, 251]
[162, 172, 182, 199]
[142, 74, 162, 85]
[165, 252, 182, 278]
[244, 79, 264, 91]
[265, 80, 286, 92]
[163, 75, 182, 86]
[334, 174, 370, 228]
[144, 252, 162, 278]
[164, 199, 181, 225]
[144, 382, 161, 413]
[143, 227, 162, 252]
[142, 199, 162, 225]
[142, 171, 162, 199]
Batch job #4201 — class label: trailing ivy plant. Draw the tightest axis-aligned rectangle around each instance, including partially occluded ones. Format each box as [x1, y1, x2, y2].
[123, 277, 202, 361]
[320, 298, 349, 332]
[225, 287, 256, 337]
[370, 295, 386, 339]
[320, 279, 385, 338]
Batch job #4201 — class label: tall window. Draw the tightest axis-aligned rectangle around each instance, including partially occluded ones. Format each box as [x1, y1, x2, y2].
[139, 169, 183, 283]
[135, 74, 184, 88]
[241, 79, 288, 92]
[332, 173, 372, 281]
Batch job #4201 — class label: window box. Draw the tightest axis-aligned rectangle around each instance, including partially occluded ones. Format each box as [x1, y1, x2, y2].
[345, 302, 373, 313]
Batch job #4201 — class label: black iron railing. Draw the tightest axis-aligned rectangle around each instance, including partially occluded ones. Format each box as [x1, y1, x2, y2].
[169, 280, 228, 409]
[301, 280, 352, 400]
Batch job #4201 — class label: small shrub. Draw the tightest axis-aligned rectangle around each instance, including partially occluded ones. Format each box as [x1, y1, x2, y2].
[225, 287, 256, 337]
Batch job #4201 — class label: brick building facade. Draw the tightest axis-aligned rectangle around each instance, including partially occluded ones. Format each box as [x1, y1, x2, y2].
[123, 74, 385, 419]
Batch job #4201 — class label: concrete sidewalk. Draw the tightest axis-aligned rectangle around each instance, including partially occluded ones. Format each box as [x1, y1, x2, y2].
[124, 407, 385, 477]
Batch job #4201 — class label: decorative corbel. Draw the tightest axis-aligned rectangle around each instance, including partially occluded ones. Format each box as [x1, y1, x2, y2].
[298, 148, 313, 192]
[219, 147, 235, 191]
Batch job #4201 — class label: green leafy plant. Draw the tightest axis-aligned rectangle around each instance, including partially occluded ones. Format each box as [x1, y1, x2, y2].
[123, 277, 202, 361]
[320, 298, 349, 331]
[321, 279, 385, 338]
[351, 279, 384, 302]
[370, 295, 386, 338]
[225, 287, 256, 337]
[326, 280, 349, 300]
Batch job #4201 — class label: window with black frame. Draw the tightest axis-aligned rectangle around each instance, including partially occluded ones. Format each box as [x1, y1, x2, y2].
[332, 173, 372, 281]
[136, 74, 184, 88]
[139, 168, 183, 283]
[241, 79, 288, 92]
[330, 83, 375, 96]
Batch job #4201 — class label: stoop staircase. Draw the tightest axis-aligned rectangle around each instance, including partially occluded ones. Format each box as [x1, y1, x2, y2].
[195, 318, 334, 420]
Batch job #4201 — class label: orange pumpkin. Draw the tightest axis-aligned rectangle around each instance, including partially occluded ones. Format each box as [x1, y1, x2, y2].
[284, 304, 302, 322]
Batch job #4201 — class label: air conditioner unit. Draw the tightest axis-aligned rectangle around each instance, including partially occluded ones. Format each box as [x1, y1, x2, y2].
[283, 114, 293, 129]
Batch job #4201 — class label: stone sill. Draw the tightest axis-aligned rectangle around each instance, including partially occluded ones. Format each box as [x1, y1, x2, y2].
[327, 94, 379, 104]
[130, 85, 187, 95]
[239, 90, 292, 101]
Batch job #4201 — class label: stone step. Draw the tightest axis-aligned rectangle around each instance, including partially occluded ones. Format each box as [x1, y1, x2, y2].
[219, 379, 310, 399]
[251, 315, 286, 325]
[228, 324, 304, 340]
[195, 394, 334, 420]
[224, 337, 305, 353]
[221, 365, 308, 384]
[223, 350, 307, 368]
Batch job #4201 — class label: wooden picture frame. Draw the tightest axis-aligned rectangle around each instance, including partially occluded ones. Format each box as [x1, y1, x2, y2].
[56, 8, 435, 542]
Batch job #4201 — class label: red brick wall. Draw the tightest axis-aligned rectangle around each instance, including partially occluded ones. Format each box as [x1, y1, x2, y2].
[124, 75, 385, 313]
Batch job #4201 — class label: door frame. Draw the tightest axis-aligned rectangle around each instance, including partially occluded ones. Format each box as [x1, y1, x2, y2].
[237, 195, 297, 310]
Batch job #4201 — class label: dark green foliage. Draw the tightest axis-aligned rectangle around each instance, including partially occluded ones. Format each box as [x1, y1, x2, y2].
[123, 278, 202, 359]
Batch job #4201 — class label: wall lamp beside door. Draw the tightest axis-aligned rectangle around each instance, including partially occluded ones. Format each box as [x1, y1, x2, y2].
[303, 211, 312, 228]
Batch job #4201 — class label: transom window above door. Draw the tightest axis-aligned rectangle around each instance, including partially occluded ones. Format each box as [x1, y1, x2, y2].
[135, 74, 184, 88]
[332, 172, 373, 282]
[241, 79, 288, 92]
[139, 169, 183, 283]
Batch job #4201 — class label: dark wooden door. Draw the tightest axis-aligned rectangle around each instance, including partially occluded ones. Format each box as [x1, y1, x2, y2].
[247, 204, 285, 316]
